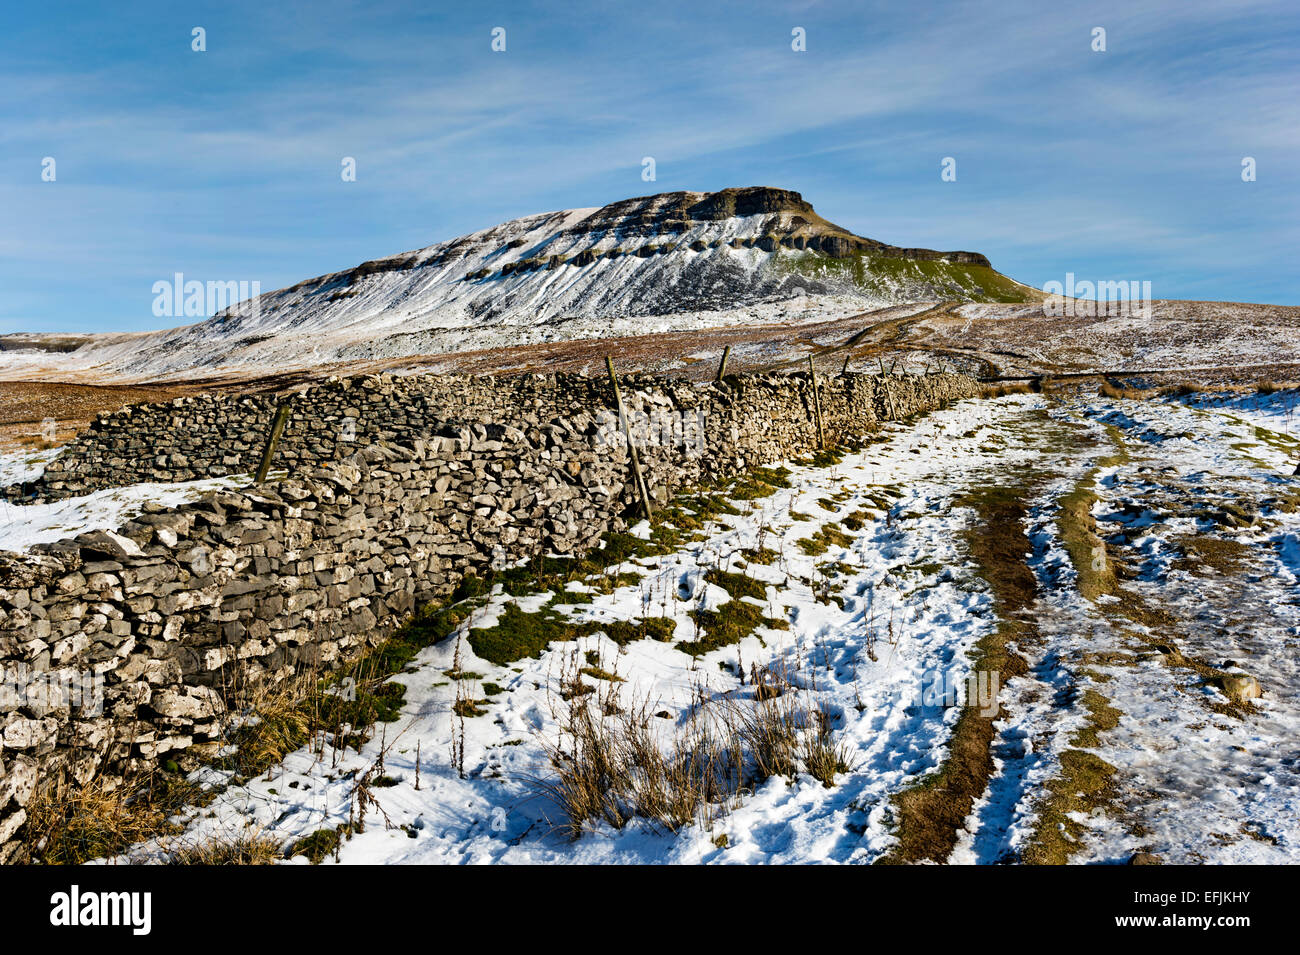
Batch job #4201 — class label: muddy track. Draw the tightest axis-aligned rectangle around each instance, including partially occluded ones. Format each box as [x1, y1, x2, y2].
[922, 391, 1300, 864]
[879, 401, 1121, 864]
[756, 301, 1011, 378]
[750, 303, 939, 372]
[880, 481, 1038, 864]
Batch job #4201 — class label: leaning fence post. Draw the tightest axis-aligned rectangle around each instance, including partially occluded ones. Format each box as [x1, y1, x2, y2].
[715, 345, 731, 382]
[841, 354, 851, 375]
[254, 396, 294, 483]
[605, 357, 654, 521]
[880, 374, 899, 421]
[808, 354, 825, 450]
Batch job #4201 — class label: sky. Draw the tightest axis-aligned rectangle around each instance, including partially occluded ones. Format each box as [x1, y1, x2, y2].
[1, 0, 1297, 334]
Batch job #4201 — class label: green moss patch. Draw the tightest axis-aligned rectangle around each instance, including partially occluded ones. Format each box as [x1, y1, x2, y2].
[1170, 533, 1252, 576]
[287, 827, 347, 865]
[453, 697, 488, 718]
[797, 525, 855, 556]
[704, 568, 768, 602]
[468, 599, 586, 666]
[1070, 689, 1122, 748]
[1022, 750, 1119, 865]
[579, 665, 624, 683]
[797, 447, 845, 469]
[680, 600, 788, 656]
[841, 510, 870, 531]
[727, 466, 792, 501]
[741, 546, 779, 565]
[596, 617, 678, 645]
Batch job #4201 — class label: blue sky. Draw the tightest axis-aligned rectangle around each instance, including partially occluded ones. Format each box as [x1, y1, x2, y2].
[2, 0, 1297, 333]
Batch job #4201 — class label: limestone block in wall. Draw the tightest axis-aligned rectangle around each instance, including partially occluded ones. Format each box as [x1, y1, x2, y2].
[0, 754, 38, 809]
[148, 686, 222, 721]
[1, 716, 58, 751]
[0, 810, 26, 853]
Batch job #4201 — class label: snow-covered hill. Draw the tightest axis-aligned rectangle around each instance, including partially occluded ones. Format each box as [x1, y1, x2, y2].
[0, 187, 1032, 380]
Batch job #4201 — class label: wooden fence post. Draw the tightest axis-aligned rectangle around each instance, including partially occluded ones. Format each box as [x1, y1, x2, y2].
[879, 374, 899, 421]
[715, 345, 731, 382]
[605, 357, 654, 521]
[254, 397, 293, 483]
[808, 354, 825, 450]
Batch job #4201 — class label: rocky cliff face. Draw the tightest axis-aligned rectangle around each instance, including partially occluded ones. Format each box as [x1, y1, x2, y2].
[549, 187, 990, 264]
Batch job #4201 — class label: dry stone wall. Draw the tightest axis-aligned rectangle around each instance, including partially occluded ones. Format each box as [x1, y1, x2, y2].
[3, 374, 621, 503]
[6, 372, 976, 503]
[0, 370, 979, 861]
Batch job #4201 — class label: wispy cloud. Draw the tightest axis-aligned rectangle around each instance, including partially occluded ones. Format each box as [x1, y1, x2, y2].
[2, 0, 1297, 333]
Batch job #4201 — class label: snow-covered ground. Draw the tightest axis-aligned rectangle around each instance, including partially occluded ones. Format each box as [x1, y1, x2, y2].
[0, 446, 246, 553]
[66, 386, 1300, 865]
[0, 444, 61, 488]
[1012, 390, 1299, 862]
[1184, 388, 1300, 441]
[945, 302, 1300, 376]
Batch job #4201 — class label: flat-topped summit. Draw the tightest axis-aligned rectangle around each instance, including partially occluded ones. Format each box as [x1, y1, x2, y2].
[571, 187, 817, 233]
[543, 187, 990, 266]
